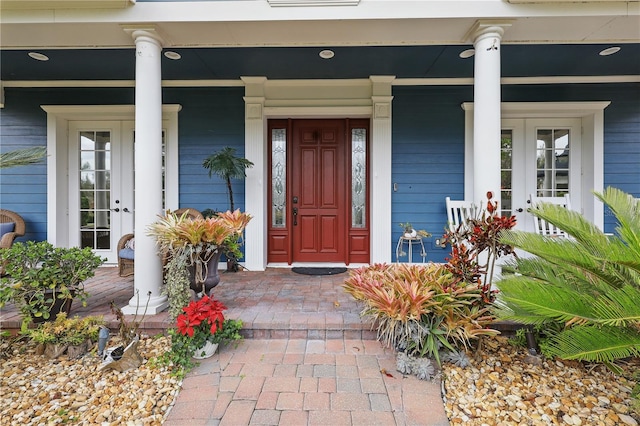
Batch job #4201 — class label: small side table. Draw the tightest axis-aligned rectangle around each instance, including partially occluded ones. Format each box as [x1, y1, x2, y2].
[396, 236, 427, 263]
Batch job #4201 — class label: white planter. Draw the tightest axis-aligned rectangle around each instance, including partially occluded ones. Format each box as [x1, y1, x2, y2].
[404, 230, 417, 238]
[192, 341, 219, 359]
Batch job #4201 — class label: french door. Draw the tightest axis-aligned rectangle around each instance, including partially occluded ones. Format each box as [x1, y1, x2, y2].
[68, 121, 134, 263]
[501, 118, 582, 233]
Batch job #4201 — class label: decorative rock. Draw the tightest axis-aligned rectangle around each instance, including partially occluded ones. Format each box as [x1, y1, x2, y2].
[0, 335, 179, 425]
[442, 336, 639, 426]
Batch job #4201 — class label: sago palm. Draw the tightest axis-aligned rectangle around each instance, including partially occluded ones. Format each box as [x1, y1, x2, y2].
[495, 187, 640, 369]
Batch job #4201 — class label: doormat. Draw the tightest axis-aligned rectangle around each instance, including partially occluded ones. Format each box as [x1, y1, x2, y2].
[291, 267, 348, 276]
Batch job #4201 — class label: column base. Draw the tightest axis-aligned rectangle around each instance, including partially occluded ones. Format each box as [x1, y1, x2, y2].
[121, 295, 169, 315]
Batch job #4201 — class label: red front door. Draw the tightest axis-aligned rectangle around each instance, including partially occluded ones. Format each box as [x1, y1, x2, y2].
[291, 119, 347, 262]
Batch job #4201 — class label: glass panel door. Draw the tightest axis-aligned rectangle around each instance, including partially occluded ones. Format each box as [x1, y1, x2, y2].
[70, 121, 128, 263]
[79, 131, 112, 250]
[501, 118, 581, 233]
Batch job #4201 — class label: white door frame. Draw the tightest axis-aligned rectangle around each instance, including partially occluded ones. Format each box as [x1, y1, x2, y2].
[242, 76, 394, 271]
[463, 101, 610, 230]
[41, 105, 180, 261]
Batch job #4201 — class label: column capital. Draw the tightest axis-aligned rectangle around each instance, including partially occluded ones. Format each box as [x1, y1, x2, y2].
[121, 25, 165, 46]
[465, 20, 512, 44]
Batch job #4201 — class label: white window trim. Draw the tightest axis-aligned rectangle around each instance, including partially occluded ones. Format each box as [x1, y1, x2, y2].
[462, 101, 610, 229]
[41, 104, 181, 247]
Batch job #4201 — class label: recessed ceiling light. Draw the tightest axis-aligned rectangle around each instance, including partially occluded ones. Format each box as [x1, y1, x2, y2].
[459, 49, 475, 59]
[164, 51, 181, 60]
[28, 52, 49, 61]
[599, 46, 621, 56]
[319, 49, 335, 59]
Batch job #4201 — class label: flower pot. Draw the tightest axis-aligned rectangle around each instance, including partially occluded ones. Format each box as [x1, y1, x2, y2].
[29, 290, 74, 324]
[193, 341, 219, 359]
[188, 251, 222, 297]
[404, 229, 417, 238]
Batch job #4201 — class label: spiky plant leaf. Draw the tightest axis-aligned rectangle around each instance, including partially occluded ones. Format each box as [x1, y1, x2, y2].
[496, 187, 640, 367]
[0, 146, 46, 169]
[544, 325, 640, 363]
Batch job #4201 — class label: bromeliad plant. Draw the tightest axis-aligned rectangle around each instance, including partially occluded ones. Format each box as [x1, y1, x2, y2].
[161, 295, 243, 374]
[147, 209, 252, 318]
[343, 263, 498, 365]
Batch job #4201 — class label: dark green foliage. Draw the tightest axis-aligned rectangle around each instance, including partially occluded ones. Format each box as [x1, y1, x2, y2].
[496, 187, 640, 368]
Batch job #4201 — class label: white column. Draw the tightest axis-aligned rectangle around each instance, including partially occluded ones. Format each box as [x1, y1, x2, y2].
[370, 76, 395, 263]
[471, 22, 509, 207]
[242, 77, 267, 271]
[122, 28, 168, 314]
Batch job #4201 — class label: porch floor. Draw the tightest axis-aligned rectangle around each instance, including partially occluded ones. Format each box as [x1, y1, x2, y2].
[0, 266, 373, 339]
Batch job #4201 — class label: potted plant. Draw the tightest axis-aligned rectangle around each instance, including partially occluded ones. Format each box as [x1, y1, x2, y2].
[0, 241, 105, 331]
[399, 222, 431, 239]
[160, 295, 243, 375]
[202, 147, 254, 271]
[147, 209, 252, 318]
[25, 312, 104, 359]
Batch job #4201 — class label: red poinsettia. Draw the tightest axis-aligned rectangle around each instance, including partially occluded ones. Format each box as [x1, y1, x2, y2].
[175, 295, 227, 345]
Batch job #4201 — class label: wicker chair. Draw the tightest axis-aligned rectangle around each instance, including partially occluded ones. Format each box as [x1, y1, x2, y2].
[0, 209, 26, 249]
[117, 208, 204, 277]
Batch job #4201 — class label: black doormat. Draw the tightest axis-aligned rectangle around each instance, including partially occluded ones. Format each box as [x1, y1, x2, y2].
[291, 267, 348, 276]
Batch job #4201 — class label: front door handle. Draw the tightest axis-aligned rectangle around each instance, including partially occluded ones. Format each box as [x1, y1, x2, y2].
[293, 207, 298, 226]
[110, 207, 120, 212]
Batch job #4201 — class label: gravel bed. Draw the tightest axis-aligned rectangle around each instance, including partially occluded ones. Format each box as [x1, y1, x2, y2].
[442, 336, 639, 426]
[1, 334, 638, 425]
[0, 335, 181, 426]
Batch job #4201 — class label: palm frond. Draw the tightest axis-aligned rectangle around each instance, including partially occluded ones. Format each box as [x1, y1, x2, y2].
[497, 277, 597, 325]
[545, 325, 640, 363]
[595, 187, 640, 259]
[0, 147, 47, 169]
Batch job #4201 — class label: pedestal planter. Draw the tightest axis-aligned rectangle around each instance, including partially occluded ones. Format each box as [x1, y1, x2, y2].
[188, 251, 222, 296]
[193, 341, 219, 359]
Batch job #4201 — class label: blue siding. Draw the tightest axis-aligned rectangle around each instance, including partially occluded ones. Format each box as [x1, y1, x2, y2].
[1, 82, 638, 260]
[0, 88, 133, 242]
[164, 88, 245, 214]
[391, 83, 639, 262]
[0, 87, 244, 242]
[391, 86, 471, 262]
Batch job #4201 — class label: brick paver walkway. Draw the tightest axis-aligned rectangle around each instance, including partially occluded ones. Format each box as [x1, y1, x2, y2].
[164, 339, 449, 426]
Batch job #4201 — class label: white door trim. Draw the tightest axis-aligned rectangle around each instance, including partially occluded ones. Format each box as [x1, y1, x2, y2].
[41, 104, 181, 255]
[242, 76, 394, 271]
[462, 101, 610, 229]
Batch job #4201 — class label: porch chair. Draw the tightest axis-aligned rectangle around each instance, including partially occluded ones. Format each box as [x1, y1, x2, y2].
[0, 209, 26, 249]
[117, 208, 204, 277]
[445, 197, 479, 234]
[528, 194, 572, 238]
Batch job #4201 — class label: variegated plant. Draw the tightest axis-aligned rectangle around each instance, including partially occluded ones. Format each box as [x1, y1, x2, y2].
[343, 263, 498, 363]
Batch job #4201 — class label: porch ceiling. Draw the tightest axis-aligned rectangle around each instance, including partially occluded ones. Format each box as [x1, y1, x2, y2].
[1, 43, 639, 81]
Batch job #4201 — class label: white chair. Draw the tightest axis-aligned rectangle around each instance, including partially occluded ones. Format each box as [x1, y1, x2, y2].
[445, 197, 479, 234]
[528, 194, 572, 238]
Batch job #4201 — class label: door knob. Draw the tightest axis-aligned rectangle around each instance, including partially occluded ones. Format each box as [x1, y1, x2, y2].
[110, 208, 120, 212]
[516, 208, 524, 213]
[293, 207, 298, 226]
[123, 207, 130, 213]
